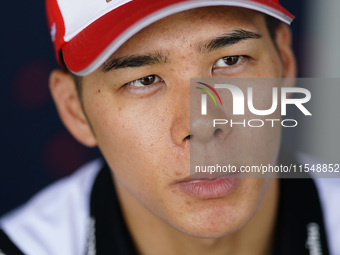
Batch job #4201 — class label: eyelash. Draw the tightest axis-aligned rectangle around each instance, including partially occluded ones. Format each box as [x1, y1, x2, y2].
[125, 55, 248, 87]
[213, 55, 248, 69]
[125, 75, 163, 87]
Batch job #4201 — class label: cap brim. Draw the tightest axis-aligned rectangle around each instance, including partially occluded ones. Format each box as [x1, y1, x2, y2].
[63, 0, 294, 76]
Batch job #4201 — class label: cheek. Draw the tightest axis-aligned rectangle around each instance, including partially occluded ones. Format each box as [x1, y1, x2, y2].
[215, 81, 281, 168]
[247, 79, 282, 163]
[237, 119, 281, 169]
[94, 104, 164, 166]
[85, 91, 177, 198]
[228, 126, 280, 172]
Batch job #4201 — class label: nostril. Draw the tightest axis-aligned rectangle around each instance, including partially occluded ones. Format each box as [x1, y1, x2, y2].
[214, 128, 222, 136]
[186, 135, 192, 140]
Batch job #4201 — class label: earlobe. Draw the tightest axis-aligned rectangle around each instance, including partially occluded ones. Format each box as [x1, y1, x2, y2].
[49, 70, 97, 147]
[275, 23, 297, 79]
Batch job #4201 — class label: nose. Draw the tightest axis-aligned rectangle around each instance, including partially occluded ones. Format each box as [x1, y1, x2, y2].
[190, 88, 231, 144]
[170, 76, 232, 149]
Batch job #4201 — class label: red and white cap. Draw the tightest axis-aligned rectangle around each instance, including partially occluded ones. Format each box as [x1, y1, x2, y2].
[46, 0, 294, 76]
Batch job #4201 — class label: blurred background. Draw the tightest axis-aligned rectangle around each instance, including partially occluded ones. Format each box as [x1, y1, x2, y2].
[0, 0, 339, 216]
[0, 1, 100, 215]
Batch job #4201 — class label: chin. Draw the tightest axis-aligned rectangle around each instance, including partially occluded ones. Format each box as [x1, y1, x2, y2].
[174, 219, 246, 239]
[168, 202, 253, 239]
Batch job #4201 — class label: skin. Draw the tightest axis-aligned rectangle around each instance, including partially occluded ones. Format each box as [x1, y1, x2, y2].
[49, 7, 296, 255]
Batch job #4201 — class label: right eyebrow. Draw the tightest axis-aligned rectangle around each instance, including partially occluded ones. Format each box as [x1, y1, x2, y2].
[102, 52, 169, 72]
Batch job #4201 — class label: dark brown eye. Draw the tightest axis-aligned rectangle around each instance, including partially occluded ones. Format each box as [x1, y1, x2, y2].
[126, 75, 162, 87]
[140, 75, 156, 86]
[222, 56, 240, 66]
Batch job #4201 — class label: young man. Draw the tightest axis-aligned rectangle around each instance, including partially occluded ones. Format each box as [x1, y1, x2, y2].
[0, 0, 338, 254]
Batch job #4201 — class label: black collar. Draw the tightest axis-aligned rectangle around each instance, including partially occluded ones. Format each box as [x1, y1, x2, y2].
[273, 151, 329, 255]
[87, 163, 138, 255]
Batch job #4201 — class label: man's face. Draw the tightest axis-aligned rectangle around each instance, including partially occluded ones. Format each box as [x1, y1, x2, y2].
[74, 7, 294, 237]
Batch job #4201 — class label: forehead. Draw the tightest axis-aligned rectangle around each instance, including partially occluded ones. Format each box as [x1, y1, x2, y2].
[109, 6, 266, 57]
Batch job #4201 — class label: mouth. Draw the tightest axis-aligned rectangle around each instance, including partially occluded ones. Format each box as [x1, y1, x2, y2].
[175, 177, 240, 200]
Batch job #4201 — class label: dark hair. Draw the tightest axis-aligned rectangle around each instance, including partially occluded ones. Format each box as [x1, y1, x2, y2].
[265, 14, 280, 44]
[66, 14, 280, 97]
[70, 72, 83, 98]
[59, 51, 83, 98]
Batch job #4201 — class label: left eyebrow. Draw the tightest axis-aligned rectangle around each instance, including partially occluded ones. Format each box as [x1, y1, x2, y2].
[198, 29, 262, 53]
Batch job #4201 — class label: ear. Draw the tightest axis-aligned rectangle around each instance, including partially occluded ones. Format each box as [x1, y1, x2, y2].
[275, 23, 297, 79]
[49, 70, 97, 147]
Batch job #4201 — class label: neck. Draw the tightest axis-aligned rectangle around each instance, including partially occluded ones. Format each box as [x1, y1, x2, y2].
[115, 178, 279, 255]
